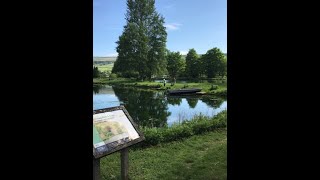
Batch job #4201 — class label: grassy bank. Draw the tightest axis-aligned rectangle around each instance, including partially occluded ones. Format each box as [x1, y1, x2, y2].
[93, 78, 133, 85]
[93, 78, 227, 96]
[100, 129, 227, 180]
[139, 110, 227, 147]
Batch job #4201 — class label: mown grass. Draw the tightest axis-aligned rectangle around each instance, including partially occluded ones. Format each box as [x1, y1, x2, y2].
[100, 129, 227, 180]
[93, 78, 226, 94]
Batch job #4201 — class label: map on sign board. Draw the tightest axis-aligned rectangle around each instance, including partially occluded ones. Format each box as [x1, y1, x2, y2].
[93, 107, 143, 158]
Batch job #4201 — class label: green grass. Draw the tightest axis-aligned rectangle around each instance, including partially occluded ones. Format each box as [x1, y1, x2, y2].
[95, 63, 114, 73]
[139, 111, 227, 147]
[93, 78, 227, 97]
[100, 129, 227, 180]
[93, 78, 131, 84]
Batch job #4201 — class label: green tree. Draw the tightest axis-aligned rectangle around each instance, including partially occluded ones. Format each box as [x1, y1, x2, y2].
[147, 12, 167, 78]
[217, 56, 227, 78]
[112, 0, 167, 80]
[93, 66, 100, 78]
[185, 49, 201, 78]
[202, 48, 226, 78]
[166, 51, 184, 79]
[112, 23, 140, 78]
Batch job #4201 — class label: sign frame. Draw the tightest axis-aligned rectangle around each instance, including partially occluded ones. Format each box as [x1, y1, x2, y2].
[93, 105, 145, 159]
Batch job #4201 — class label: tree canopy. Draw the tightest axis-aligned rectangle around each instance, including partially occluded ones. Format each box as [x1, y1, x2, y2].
[185, 49, 201, 78]
[112, 0, 167, 80]
[202, 48, 227, 78]
[166, 51, 184, 79]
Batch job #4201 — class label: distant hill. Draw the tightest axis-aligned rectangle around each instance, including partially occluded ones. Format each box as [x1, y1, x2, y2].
[93, 56, 117, 62]
[93, 53, 226, 62]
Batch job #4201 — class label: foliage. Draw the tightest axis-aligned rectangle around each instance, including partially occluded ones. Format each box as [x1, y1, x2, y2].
[93, 66, 100, 78]
[166, 51, 185, 79]
[210, 84, 219, 90]
[202, 48, 227, 78]
[137, 110, 227, 147]
[112, 0, 167, 80]
[109, 73, 117, 79]
[185, 49, 202, 78]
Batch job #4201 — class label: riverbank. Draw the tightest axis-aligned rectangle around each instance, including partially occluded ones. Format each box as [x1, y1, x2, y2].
[138, 110, 227, 147]
[100, 129, 227, 180]
[93, 78, 227, 96]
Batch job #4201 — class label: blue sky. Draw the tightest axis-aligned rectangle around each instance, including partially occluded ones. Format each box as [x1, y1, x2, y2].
[94, 0, 226, 57]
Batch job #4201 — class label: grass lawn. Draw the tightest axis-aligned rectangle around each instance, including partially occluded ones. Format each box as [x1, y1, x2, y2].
[100, 129, 227, 180]
[136, 81, 227, 91]
[95, 63, 114, 73]
[93, 78, 226, 96]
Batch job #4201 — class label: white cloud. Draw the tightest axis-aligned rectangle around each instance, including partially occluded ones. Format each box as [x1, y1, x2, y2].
[106, 52, 118, 57]
[164, 23, 182, 31]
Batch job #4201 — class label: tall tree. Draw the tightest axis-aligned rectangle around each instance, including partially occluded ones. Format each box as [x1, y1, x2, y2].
[93, 66, 100, 78]
[112, 0, 167, 80]
[147, 13, 167, 78]
[185, 49, 201, 78]
[166, 51, 184, 79]
[202, 48, 226, 78]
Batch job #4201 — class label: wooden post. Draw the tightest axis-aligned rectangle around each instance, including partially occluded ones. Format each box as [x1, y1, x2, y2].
[121, 148, 129, 180]
[93, 158, 101, 180]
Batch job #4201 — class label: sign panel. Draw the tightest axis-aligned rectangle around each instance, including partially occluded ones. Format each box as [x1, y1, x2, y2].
[93, 106, 144, 159]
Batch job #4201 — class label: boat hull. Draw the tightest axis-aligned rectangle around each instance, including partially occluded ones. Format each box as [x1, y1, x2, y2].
[167, 88, 202, 95]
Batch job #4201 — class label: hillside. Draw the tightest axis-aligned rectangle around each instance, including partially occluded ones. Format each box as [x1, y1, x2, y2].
[93, 56, 117, 62]
[93, 53, 226, 63]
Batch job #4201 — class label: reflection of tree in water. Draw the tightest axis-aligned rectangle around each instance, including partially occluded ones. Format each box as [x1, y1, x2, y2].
[201, 96, 225, 108]
[186, 98, 199, 108]
[167, 97, 182, 106]
[93, 85, 102, 94]
[113, 86, 170, 128]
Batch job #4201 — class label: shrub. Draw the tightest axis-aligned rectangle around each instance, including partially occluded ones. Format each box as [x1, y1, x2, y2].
[110, 73, 117, 79]
[210, 85, 218, 90]
[213, 89, 227, 97]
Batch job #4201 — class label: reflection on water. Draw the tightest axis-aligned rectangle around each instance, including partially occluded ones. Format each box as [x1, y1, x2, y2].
[93, 85, 227, 127]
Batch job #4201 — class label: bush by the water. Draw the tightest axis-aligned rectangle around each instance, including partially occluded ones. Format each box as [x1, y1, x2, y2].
[110, 73, 117, 79]
[213, 89, 227, 97]
[136, 111, 227, 148]
[210, 85, 219, 90]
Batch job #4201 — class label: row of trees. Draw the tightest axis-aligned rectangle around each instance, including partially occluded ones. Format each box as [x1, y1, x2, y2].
[167, 48, 227, 79]
[111, 0, 226, 80]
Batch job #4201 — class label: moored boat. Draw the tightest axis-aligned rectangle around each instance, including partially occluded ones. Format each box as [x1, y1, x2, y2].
[167, 88, 202, 95]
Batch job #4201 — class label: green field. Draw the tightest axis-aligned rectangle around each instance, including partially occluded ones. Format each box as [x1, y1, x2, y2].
[94, 63, 114, 73]
[100, 129, 227, 180]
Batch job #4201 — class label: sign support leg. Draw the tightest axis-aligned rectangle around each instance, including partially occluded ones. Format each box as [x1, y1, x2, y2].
[121, 148, 129, 180]
[93, 158, 101, 180]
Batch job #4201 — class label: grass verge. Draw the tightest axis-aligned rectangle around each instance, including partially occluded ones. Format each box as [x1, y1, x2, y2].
[100, 129, 227, 180]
